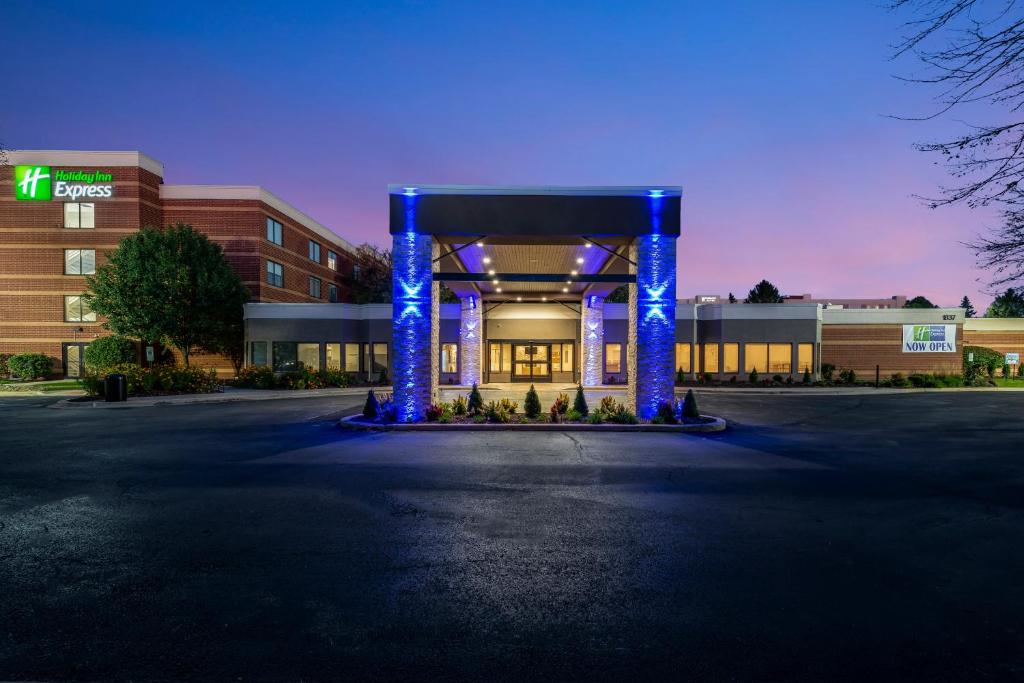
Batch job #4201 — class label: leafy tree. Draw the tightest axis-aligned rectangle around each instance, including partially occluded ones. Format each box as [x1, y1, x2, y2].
[745, 280, 783, 303]
[728, 292, 737, 303]
[606, 285, 629, 303]
[960, 296, 976, 318]
[890, 1, 1024, 287]
[349, 243, 393, 303]
[986, 288, 1024, 317]
[85, 224, 249, 367]
[904, 295, 937, 309]
[84, 335, 137, 371]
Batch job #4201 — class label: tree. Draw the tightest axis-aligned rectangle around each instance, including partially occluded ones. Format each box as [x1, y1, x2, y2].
[573, 384, 589, 416]
[960, 296, 976, 317]
[85, 224, 249, 367]
[728, 292, 737, 303]
[84, 335, 137, 371]
[606, 284, 629, 303]
[745, 280, 783, 303]
[348, 243, 392, 303]
[891, 1, 1024, 286]
[986, 288, 1024, 317]
[904, 295, 937, 309]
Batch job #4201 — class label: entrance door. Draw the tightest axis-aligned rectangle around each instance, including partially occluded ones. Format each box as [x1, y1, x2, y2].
[512, 343, 551, 382]
[63, 343, 89, 378]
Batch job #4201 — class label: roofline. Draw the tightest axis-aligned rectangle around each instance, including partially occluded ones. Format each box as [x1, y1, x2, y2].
[160, 185, 356, 255]
[5, 150, 164, 177]
[387, 184, 683, 198]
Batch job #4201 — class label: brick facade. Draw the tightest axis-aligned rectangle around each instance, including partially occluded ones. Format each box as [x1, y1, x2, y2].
[821, 324, 963, 377]
[0, 152, 356, 377]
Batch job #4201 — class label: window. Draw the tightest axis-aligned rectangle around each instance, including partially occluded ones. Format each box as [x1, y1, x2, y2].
[328, 284, 338, 302]
[723, 343, 739, 373]
[372, 343, 389, 374]
[309, 276, 321, 298]
[266, 217, 283, 245]
[64, 295, 96, 322]
[353, 264, 361, 280]
[64, 249, 96, 275]
[797, 343, 814, 374]
[308, 240, 321, 263]
[704, 344, 720, 373]
[559, 343, 574, 372]
[345, 343, 360, 372]
[250, 342, 268, 366]
[488, 342, 512, 373]
[605, 343, 622, 374]
[327, 250, 338, 271]
[63, 203, 95, 229]
[744, 344, 768, 374]
[298, 343, 320, 371]
[272, 342, 298, 371]
[326, 343, 341, 370]
[267, 260, 283, 287]
[441, 343, 458, 373]
[675, 343, 691, 373]
[768, 343, 792, 373]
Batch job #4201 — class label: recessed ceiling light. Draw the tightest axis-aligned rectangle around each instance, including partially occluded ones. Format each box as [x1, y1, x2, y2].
[496, 287, 502, 293]
[541, 296, 547, 301]
[492, 279, 499, 285]
[566, 280, 572, 285]
[488, 269, 495, 276]
[571, 270, 578, 276]
[576, 257, 584, 264]
[516, 296, 522, 302]
[584, 243, 592, 248]
[482, 256, 491, 264]
[562, 287, 568, 293]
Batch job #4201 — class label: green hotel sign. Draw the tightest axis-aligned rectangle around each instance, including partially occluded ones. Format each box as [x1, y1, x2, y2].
[14, 165, 114, 201]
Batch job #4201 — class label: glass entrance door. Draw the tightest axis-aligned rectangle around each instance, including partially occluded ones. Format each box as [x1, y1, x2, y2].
[512, 343, 551, 382]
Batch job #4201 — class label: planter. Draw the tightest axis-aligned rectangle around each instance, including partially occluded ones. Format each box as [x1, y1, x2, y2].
[338, 414, 726, 433]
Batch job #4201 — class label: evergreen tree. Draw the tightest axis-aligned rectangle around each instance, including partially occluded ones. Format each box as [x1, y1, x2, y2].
[524, 384, 542, 418]
[960, 296, 976, 317]
[904, 295, 937, 309]
[572, 384, 589, 416]
[728, 292, 737, 304]
[986, 288, 1024, 317]
[362, 389, 380, 419]
[467, 383, 484, 414]
[745, 280, 783, 303]
[681, 389, 700, 418]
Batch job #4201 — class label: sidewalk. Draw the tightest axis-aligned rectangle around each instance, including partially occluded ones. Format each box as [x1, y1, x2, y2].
[53, 385, 389, 409]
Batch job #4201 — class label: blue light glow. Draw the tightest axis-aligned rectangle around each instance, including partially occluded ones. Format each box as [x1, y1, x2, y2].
[648, 189, 665, 198]
[460, 295, 483, 386]
[582, 297, 604, 386]
[402, 187, 418, 196]
[392, 194, 432, 422]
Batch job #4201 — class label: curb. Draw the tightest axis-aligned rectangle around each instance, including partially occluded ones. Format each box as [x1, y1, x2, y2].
[337, 414, 727, 433]
[51, 386, 393, 409]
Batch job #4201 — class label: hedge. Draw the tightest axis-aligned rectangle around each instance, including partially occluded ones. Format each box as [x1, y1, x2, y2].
[7, 353, 53, 380]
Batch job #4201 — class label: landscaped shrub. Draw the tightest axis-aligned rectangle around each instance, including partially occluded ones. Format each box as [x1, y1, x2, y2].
[599, 395, 620, 414]
[607, 404, 638, 424]
[1004, 363, 1012, 378]
[785, 375, 794, 385]
[81, 363, 218, 395]
[821, 364, 835, 383]
[524, 384, 541, 418]
[890, 373, 909, 388]
[363, 389, 380, 418]
[84, 335, 136, 372]
[549, 404, 561, 423]
[426, 404, 444, 422]
[573, 384, 589, 416]
[378, 368, 389, 386]
[682, 388, 699, 419]
[587, 410, 605, 424]
[963, 345, 1003, 378]
[748, 369, 758, 384]
[802, 368, 811, 384]
[565, 409, 582, 421]
[79, 373, 105, 397]
[452, 395, 468, 416]
[676, 368, 685, 384]
[551, 393, 570, 415]
[0, 353, 11, 378]
[317, 368, 353, 388]
[839, 368, 856, 385]
[771, 374, 784, 384]
[655, 400, 677, 424]
[468, 383, 484, 415]
[702, 372, 712, 384]
[379, 398, 397, 423]
[7, 353, 53, 380]
[497, 397, 518, 414]
[235, 365, 276, 389]
[282, 367, 327, 390]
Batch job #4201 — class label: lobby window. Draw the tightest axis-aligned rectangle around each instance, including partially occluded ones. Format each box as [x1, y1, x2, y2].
[372, 343, 389, 374]
[744, 344, 768, 374]
[64, 249, 96, 275]
[552, 342, 573, 372]
[605, 343, 622, 374]
[489, 342, 512, 373]
[326, 343, 341, 370]
[768, 343, 792, 373]
[64, 203, 95, 229]
[723, 343, 739, 373]
[441, 343, 458, 373]
[704, 344, 720, 373]
[344, 343, 360, 372]
[267, 260, 284, 287]
[298, 343, 320, 371]
[273, 342, 320, 371]
[250, 342, 268, 367]
[308, 240, 321, 263]
[328, 283, 338, 302]
[309, 276, 321, 298]
[64, 295, 96, 322]
[675, 343, 691, 373]
[266, 217, 283, 245]
[327, 250, 338, 271]
[797, 343, 814, 374]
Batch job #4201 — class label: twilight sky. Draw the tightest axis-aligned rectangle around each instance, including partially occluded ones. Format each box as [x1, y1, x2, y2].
[5, 0, 1002, 308]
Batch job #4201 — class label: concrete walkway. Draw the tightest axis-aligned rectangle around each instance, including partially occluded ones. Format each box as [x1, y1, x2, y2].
[54, 385, 389, 408]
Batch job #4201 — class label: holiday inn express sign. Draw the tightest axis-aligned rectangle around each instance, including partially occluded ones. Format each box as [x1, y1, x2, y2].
[902, 324, 956, 353]
[14, 165, 114, 201]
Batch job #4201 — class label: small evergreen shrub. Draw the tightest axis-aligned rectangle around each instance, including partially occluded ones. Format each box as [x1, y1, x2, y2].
[573, 384, 589, 416]
[821, 364, 835, 383]
[608, 405, 638, 424]
[748, 369, 758, 384]
[524, 384, 541, 418]
[468, 383, 484, 414]
[802, 368, 811, 384]
[655, 400, 677, 424]
[565, 409, 582, 421]
[84, 335, 136, 372]
[676, 367, 685, 384]
[377, 368, 389, 386]
[363, 389, 380, 419]
[379, 398, 397, 423]
[8, 353, 53, 380]
[682, 388, 699, 419]
[702, 372, 712, 384]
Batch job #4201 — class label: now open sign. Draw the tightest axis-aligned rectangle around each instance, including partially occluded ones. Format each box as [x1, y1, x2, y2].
[902, 325, 956, 353]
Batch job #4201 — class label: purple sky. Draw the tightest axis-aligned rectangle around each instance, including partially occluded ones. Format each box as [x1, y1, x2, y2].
[6, 1, 1000, 308]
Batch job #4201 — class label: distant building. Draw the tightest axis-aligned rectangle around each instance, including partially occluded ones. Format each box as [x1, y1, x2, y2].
[782, 294, 907, 309]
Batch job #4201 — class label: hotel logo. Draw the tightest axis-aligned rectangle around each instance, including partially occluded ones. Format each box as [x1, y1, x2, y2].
[15, 165, 52, 201]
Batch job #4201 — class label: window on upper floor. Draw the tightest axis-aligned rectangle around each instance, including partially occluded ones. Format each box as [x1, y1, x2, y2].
[309, 276, 321, 298]
[327, 250, 338, 271]
[64, 295, 96, 322]
[64, 203, 95, 229]
[64, 249, 96, 275]
[328, 283, 338, 302]
[308, 240, 321, 263]
[267, 260, 284, 287]
[266, 217, 283, 246]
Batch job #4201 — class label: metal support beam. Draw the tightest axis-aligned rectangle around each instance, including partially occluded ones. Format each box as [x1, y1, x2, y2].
[433, 236, 486, 263]
[581, 236, 637, 267]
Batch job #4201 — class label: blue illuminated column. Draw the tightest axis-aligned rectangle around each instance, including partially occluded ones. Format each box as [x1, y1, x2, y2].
[581, 295, 604, 386]
[459, 295, 483, 386]
[627, 217, 677, 420]
[392, 195, 435, 422]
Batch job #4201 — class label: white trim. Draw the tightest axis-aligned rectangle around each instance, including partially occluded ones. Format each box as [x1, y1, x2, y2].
[6, 150, 164, 177]
[822, 308, 965, 324]
[388, 184, 683, 198]
[964, 318, 1024, 331]
[161, 185, 356, 255]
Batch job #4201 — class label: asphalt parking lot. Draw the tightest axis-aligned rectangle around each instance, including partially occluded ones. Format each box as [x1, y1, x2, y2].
[0, 391, 1022, 681]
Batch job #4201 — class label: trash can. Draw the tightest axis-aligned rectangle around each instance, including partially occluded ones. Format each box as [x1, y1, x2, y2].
[104, 373, 128, 402]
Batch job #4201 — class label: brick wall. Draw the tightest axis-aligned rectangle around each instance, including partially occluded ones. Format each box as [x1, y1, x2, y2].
[822, 324, 963, 377]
